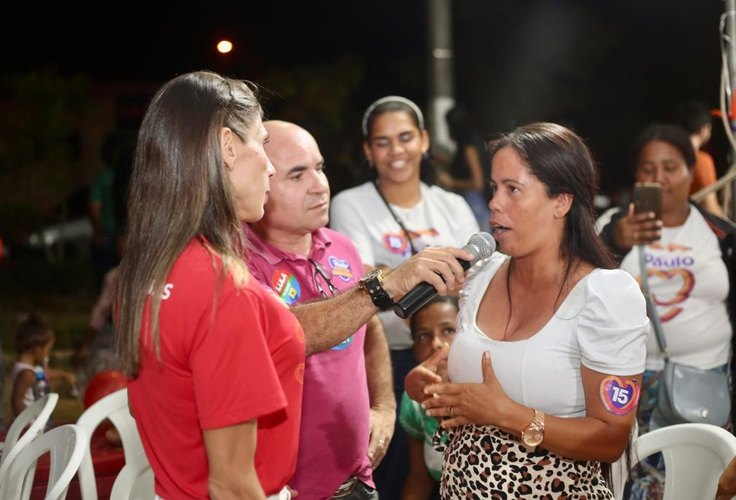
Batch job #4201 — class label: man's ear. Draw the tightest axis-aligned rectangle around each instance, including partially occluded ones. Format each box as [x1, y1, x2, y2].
[553, 192, 573, 218]
[221, 127, 236, 170]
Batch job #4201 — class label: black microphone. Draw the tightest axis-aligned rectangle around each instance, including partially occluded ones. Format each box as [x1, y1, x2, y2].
[393, 232, 496, 319]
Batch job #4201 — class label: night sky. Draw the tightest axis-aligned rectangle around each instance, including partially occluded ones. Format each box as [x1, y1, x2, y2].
[1, 0, 730, 199]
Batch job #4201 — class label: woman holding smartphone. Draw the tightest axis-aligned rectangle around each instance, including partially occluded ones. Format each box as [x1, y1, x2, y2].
[596, 123, 736, 498]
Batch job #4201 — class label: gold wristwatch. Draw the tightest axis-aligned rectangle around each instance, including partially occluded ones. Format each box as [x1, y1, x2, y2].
[521, 409, 545, 452]
[358, 269, 394, 311]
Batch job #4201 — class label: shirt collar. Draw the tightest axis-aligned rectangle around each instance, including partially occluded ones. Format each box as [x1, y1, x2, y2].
[243, 223, 333, 265]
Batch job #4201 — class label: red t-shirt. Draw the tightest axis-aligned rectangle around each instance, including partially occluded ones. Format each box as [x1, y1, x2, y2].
[128, 238, 305, 498]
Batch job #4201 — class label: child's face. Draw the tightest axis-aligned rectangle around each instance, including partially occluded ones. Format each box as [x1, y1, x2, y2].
[412, 302, 458, 362]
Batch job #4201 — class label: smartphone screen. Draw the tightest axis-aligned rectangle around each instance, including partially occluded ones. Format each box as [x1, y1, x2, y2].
[633, 182, 662, 219]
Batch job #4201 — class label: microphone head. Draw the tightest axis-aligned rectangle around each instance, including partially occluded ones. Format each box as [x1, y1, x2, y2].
[464, 232, 496, 264]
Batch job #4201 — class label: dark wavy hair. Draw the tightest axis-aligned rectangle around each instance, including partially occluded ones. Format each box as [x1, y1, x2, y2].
[409, 295, 459, 337]
[487, 122, 614, 270]
[362, 97, 436, 185]
[630, 123, 696, 173]
[675, 100, 712, 135]
[15, 313, 54, 353]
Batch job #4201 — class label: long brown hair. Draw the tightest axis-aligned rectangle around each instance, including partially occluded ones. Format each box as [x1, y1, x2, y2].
[116, 71, 261, 377]
[489, 122, 619, 485]
[487, 122, 614, 270]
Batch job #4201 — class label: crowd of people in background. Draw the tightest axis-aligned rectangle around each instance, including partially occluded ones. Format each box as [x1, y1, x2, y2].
[2, 70, 735, 499]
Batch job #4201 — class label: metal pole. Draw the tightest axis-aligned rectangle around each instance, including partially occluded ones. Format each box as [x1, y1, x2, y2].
[427, 0, 455, 154]
[726, 0, 736, 217]
[727, 0, 736, 101]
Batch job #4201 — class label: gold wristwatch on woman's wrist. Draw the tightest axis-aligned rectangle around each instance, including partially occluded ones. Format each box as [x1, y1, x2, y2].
[521, 409, 545, 452]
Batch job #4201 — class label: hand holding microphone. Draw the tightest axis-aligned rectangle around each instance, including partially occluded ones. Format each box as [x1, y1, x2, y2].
[393, 232, 496, 319]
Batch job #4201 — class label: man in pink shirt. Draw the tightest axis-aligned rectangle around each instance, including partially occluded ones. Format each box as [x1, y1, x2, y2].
[245, 120, 395, 499]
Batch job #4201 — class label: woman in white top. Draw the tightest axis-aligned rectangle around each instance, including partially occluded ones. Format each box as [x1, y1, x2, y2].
[406, 123, 649, 498]
[330, 96, 478, 497]
[596, 123, 736, 498]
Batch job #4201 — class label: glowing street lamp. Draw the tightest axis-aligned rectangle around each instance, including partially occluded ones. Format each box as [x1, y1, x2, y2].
[217, 40, 233, 54]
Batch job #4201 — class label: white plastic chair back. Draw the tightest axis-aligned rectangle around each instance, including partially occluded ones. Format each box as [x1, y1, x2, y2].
[0, 424, 88, 500]
[109, 450, 154, 500]
[76, 387, 143, 500]
[0, 393, 59, 482]
[632, 423, 736, 500]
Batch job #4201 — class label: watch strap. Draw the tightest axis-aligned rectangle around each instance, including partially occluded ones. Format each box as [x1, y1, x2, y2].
[534, 409, 545, 430]
[521, 409, 545, 451]
[360, 271, 394, 311]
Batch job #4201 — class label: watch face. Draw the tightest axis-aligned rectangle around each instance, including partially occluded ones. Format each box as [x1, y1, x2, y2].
[361, 269, 382, 286]
[523, 427, 543, 448]
[366, 269, 382, 280]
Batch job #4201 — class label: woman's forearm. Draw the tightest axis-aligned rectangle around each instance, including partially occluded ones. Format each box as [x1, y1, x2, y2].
[496, 400, 632, 463]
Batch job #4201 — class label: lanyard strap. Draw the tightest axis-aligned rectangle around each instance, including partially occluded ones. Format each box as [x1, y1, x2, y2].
[638, 244, 669, 360]
[373, 180, 418, 256]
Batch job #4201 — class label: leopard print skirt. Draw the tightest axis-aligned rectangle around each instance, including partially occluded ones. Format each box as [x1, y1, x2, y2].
[438, 424, 613, 499]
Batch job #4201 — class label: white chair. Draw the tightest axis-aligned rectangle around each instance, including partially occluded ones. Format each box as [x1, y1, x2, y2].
[0, 393, 59, 482]
[620, 423, 736, 499]
[76, 387, 145, 500]
[109, 450, 154, 500]
[0, 424, 88, 500]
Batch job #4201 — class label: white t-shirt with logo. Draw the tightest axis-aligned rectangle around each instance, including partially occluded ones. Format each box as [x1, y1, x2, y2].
[620, 207, 731, 370]
[331, 181, 479, 348]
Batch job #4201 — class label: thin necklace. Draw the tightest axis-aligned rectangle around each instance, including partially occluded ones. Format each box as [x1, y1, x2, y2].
[373, 179, 419, 255]
[503, 259, 514, 340]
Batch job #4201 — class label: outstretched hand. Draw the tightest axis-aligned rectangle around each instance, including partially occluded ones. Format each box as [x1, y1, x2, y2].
[422, 351, 511, 429]
[404, 345, 450, 402]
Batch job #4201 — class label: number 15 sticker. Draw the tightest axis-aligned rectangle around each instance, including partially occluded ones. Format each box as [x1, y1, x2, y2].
[599, 376, 640, 416]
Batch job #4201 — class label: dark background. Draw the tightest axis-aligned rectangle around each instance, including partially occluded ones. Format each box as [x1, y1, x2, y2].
[1, 0, 733, 428]
[1, 0, 731, 224]
[0, 0, 733, 386]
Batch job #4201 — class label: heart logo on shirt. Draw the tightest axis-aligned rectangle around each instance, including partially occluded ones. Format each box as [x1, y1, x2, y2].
[647, 268, 694, 322]
[383, 233, 410, 255]
[599, 376, 640, 416]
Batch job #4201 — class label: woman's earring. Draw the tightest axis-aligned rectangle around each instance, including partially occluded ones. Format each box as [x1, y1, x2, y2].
[422, 151, 430, 160]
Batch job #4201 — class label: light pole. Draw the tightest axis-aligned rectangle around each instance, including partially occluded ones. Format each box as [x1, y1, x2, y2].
[427, 0, 456, 155]
[722, 0, 736, 217]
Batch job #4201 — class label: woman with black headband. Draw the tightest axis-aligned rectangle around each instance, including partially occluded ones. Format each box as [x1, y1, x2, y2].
[331, 96, 479, 497]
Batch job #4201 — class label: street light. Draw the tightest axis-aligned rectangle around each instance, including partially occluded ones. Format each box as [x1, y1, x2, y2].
[216, 40, 233, 54]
